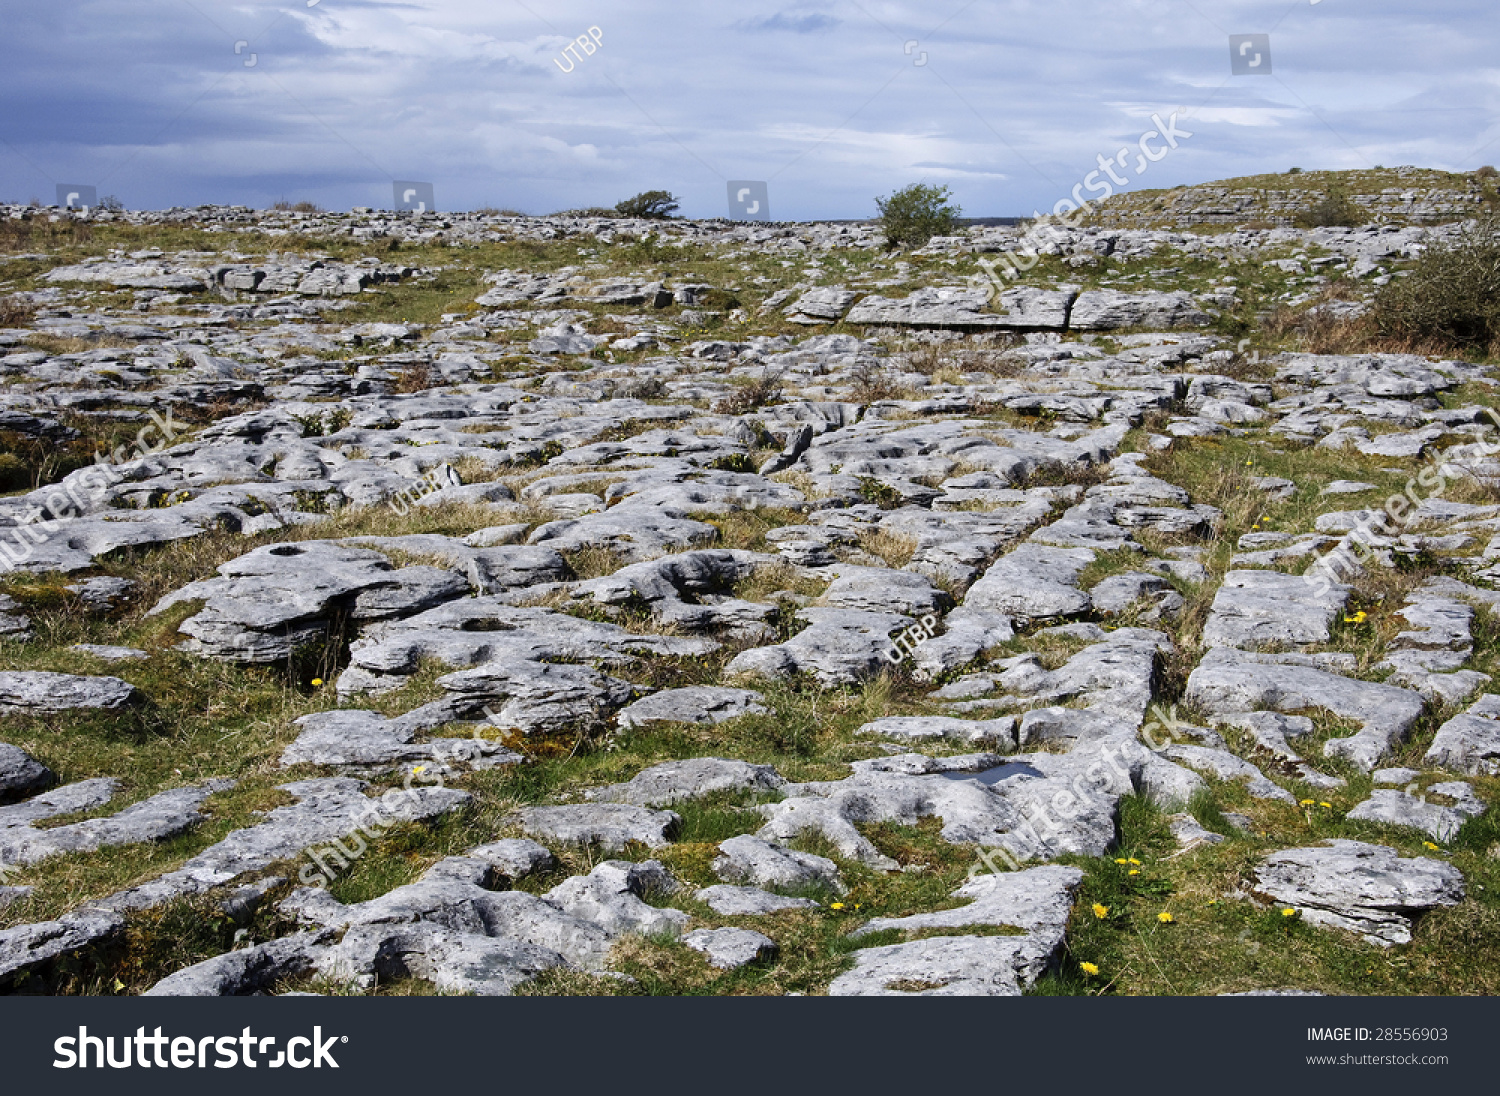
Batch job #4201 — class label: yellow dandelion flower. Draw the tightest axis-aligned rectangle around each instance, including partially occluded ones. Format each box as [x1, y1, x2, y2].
[1300, 798, 1315, 806]
[1157, 912, 1174, 924]
[1128, 869, 1141, 876]
[1114, 858, 1128, 864]
[1092, 903, 1109, 919]
[412, 765, 425, 774]
[1319, 801, 1332, 809]
[1080, 961, 1100, 976]
[1127, 858, 1141, 866]
[311, 678, 323, 686]
[829, 902, 845, 910]
[1423, 841, 1440, 851]
[1281, 908, 1297, 917]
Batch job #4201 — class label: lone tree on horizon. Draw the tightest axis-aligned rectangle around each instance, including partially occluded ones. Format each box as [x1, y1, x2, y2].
[876, 183, 961, 248]
[615, 190, 679, 219]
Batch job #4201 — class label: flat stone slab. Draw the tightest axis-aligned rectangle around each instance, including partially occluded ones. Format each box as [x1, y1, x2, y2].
[0, 910, 125, 990]
[1252, 839, 1464, 946]
[712, 834, 845, 894]
[1159, 744, 1295, 803]
[1185, 648, 1427, 771]
[757, 745, 1129, 869]
[1200, 570, 1348, 650]
[963, 543, 1095, 621]
[1069, 289, 1210, 331]
[694, 884, 820, 916]
[855, 715, 1016, 748]
[828, 865, 1080, 997]
[517, 804, 679, 851]
[0, 671, 140, 714]
[615, 687, 769, 728]
[725, 607, 917, 686]
[99, 777, 471, 911]
[1424, 693, 1500, 776]
[467, 839, 556, 879]
[0, 779, 232, 867]
[1346, 787, 1483, 841]
[852, 864, 1082, 940]
[584, 757, 784, 808]
[683, 927, 778, 969]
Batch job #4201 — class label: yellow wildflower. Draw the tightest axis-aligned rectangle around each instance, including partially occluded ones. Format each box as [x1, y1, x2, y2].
[1128, 869, 1141, 876]
[829, 902, 845, 910]
[1300, 798, 1315, 806]
[1080, 961, 1100, 976]
[1319, 801, 1333, 809]
[1114, 858, 1127, 864]
[311, 678, 323, 686]
[1157, 912, 1174, 924]
[1281, 908, 1298, 917]
[1423, 841, 1441, 851]
[1092, 903, 1109, 919]
[1127, 858, 1141, 866]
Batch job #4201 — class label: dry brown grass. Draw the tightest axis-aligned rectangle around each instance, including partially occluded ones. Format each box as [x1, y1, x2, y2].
[393, 361, 433, 393]
[712, 368, 784, 415]
[0, 295, 37, 327]
[855, 529, 918, 568]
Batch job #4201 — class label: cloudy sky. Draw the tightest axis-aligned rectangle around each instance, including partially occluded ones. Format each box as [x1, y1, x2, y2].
[2, 0, 1496, 219]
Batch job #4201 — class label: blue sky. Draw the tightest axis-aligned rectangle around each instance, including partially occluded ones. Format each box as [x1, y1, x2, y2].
[2, 0, 1496, 218]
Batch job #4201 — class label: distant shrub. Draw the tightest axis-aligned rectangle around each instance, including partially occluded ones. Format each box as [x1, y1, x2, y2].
[614, 191, 679, 219]
[393, 362, 432, 393]
[1374, 211, 1500, 353]
[0, 295, 37, 327]
[1293, 187, 1365, 228]
[876, 183, 961, 248]
[1287, 167, 1303, 174]
[712, 368, 783, 414]
[272, 200, 324, 213]
[1477, 165, 1499, 179]
[98, 195, 124, 212]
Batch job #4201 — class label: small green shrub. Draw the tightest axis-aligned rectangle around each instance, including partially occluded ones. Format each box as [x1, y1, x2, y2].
[1374, 211, 1500, 352]
[875, 183, 962, 248]
[1292, 186, 1365, 228]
